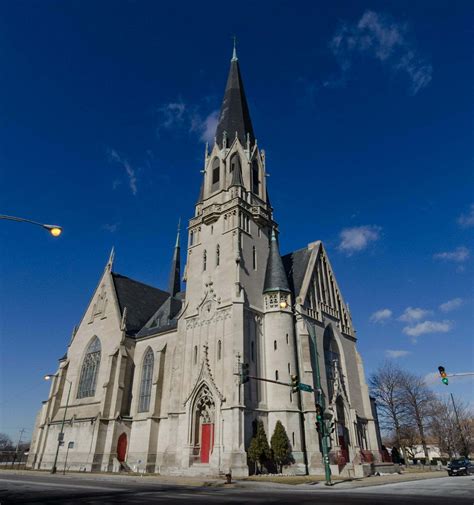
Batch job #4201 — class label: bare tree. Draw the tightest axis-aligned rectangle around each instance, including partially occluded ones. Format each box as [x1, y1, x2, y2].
[429, 395, 473, 458]
[400, 372, 436, 463]
[369, 362, 409, 462]
[0, 433, 13, 451]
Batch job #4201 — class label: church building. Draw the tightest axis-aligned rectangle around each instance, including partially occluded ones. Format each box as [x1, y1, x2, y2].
[28, 47, 381, 477]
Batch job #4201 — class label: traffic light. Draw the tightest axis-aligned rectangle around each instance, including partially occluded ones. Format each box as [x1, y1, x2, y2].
[438, 366, 449, 386]
[290, 374, 299, 393]
[240, 363, 250, 384]
[315, 404, 323, 422]
[316, 421, 322, 435]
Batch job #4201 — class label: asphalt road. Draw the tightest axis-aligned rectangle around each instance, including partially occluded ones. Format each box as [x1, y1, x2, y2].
[0, 473, 472, 505]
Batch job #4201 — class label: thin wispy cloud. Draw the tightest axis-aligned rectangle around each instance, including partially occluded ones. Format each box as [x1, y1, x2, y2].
[157, 99, 218, 144]
[457, 204, 474, 228]
[107, 148, 138, 196]
[370, 308, 392, 323]
[338, 225, 381, 255]
[433, 246, 470, 263]
[190, 109, 219, 144]
[158, 101, 186, 130]
[402, 320, 452, 341]
[385, 350, 410, 358]
[103, 223, 119, 233]
[328, 10, 432, 94]
[398, 307, 431, 323]
[439, 298, 463, 313]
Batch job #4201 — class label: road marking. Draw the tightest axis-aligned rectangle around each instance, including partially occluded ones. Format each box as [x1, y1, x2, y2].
[0, 478, 118, 491]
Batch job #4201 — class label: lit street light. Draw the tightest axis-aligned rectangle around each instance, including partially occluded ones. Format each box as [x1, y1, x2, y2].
[0, 214, 62, 237]
[44, 374, 72, 474]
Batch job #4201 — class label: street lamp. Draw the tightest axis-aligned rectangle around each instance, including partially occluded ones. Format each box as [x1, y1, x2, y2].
[0, 215, 62, 237]
[44, 374, 72, 474]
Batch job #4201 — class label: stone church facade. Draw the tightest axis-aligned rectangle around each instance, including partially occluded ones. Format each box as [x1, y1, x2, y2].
[28, 48, 380, 477]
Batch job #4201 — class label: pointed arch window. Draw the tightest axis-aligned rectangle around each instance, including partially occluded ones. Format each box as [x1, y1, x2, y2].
[216, 245, 220, 266]
[211, 158, 220, 187]
[252, 160, 259, 195]
[203, 250, 207, 271]
[217, 340, 222, 361]
[77, 337, 101, 399]
[138, 348, 154, 413]
[194, 345, 198, 364]
[230, 153, 241, 173]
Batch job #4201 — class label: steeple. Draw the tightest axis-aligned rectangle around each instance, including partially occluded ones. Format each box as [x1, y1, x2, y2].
[215, 44, 255, 149]
[263, 228, 290, 293]
[168, 220, 181, 296]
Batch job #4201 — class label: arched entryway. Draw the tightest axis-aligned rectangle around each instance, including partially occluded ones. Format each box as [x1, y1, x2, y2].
[336, 396, 350, 463]
[117, 433, 127, 462]
[192, 386, 215, 464]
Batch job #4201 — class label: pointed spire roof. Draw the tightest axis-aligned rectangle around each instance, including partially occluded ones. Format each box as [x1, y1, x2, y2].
[215, 45, 255, 149]
[168, 220, 181, 296]
[263, 228, 290, 294]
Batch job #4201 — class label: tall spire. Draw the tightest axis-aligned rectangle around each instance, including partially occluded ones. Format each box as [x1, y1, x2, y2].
[215, 44, 255, 148]
[168, 220, 181, 296]
[232, 35, 238, 61]
[263, 228, 290, 294]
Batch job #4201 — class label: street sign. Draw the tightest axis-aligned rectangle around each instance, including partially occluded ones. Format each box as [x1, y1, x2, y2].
[298, 383, 314, 392]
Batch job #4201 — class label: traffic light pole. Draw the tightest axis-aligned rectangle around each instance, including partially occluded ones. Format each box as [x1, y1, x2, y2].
[305, 320, 333, 486]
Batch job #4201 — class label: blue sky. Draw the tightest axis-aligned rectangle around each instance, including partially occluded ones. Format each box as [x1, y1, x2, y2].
[0, 1, 472, 441]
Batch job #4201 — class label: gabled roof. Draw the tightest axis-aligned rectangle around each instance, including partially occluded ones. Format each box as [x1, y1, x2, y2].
[136, 292, 183, 338]
[215, 53, 255, 149]
[282, 246, 312, 297]
[111, 273, 170, 336]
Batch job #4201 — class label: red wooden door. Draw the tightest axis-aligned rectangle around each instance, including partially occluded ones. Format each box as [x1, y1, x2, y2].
[200, 423, 214, 463]
[117, 433, 127, 462]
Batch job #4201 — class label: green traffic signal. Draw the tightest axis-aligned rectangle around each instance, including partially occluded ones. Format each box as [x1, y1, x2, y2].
[438, 366, 449, 386]
[315, 403, 323, 421]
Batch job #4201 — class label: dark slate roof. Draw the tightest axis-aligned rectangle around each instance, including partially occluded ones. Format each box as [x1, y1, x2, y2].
[215, 56, 255, 149]
[282, 246, 312, 297]
[263, 230, 290, 293]
[136, 292, 184, 338]
[111, 273, 170, 336]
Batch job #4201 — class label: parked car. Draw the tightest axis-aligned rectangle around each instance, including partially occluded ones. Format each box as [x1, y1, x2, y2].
[447, 458, 474, 476]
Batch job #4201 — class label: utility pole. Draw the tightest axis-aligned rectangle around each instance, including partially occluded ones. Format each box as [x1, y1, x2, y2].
[450, 393, 469, 457]
[13, 428, 26, 467]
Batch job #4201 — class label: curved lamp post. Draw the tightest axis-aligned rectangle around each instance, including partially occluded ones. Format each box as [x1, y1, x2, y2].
[0, 215, 62, 237]
[44, 374, 72, 474]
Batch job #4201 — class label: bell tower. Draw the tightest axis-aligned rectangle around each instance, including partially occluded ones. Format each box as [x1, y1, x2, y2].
[170, 45, 298, 477]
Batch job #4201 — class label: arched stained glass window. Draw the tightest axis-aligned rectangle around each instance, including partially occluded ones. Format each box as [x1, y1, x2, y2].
[138, 348, 154, 413]
[77, 337, 101, 399]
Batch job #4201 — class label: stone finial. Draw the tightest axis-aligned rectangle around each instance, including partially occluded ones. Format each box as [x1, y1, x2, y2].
[106, 246, 115, 271]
